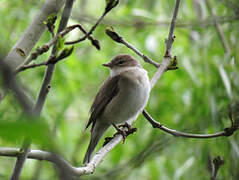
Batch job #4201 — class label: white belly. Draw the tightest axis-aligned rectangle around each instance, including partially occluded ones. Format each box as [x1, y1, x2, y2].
[103, 68, 150, 124]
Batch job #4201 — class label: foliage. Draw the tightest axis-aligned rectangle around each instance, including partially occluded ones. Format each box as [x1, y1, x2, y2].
[0, 0, 239, 179]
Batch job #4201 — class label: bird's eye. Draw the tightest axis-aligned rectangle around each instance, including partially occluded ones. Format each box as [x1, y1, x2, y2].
[118, 61, 124, 65]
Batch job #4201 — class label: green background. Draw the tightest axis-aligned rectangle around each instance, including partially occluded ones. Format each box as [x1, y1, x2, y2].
[0, 0, 239, 179]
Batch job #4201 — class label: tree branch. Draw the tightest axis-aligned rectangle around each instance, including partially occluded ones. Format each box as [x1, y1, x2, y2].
[142, 110, 239, 139]
[150, 0, 180, 89]
[10, 1, 74, 179]
[34, 0, 74, 115]
[15, 56, 62, 74]
[14, 24, 100, 74]
[210, 156, 225, 180]
[0, 59, 34, 180]
[65, 0, 119, 45]
[0, 145, 124, 176]
[0, 0, 181, 177]
[4, 0, 65, 69]
[0, 59, 33, 114]
[105, 28, 160, 68]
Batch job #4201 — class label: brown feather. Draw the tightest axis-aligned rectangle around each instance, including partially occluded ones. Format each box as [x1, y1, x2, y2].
[85, 75, 121, 130]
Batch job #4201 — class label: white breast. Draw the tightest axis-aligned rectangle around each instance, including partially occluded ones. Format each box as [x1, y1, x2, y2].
[104, 66, 150, 124]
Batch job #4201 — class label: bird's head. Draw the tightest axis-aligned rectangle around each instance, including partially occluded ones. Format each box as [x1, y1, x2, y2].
[102, 55, 141, 71]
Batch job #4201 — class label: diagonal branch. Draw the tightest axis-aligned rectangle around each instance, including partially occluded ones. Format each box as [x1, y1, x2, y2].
[9, 1, 75, 179]
[4, 0, 65, 69]
[105, 28, 160, 68]
[14, 23, 100, 73]
[0, 59, 34, 180]
[0, 0, 181, 177]
[34, 0, 75, 115]
[65, 0, 119, 45]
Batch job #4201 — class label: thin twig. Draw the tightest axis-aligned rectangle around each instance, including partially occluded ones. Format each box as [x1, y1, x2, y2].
[205, 0, 231, 56]
[34, 0, 74, 115]
[65, 3, 114, 45]
[150, 0, 180, 89]
[0, 60, 33, 113]
[10, 1, 75, 180]
[211, 156, 225, 180]
[14, 56, 55, 74]
[0, 0, 182, 177]
[14, 24, 100, 73]
[4, 0, 65, 69]
[10, 140, 31, 180]
[105, 28, 160, 68]
[142, 110, 239, 138]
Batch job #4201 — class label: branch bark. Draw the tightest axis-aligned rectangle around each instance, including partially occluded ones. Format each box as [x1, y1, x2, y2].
[142, 110, 239, 139]
[4, 0, 65, 69]
[0, 59, 33, 180]
[0, 0, 181, 177]
[210, 156, 225, 180]
[34, 0, 74, 115]
[6, 1, 73, 179]
[105, 28, 160, 68]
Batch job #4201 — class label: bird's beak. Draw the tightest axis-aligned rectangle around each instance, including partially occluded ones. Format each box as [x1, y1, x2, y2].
[102, 62, 112, 68]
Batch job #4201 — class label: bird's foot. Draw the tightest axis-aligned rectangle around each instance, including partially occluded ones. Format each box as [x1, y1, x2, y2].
[119, 122, 137, 136]
[113, 123, 127, 142]
[114, 123, 137, 143]
[103, 123, 137, 146]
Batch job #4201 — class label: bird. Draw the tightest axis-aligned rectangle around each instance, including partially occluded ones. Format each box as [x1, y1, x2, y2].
[83, 54, 150, 164]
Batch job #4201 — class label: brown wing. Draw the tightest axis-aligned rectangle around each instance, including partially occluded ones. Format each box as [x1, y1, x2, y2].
[85, 75, 121, 130]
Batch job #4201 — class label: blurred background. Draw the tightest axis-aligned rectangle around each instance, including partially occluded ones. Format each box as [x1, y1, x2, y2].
[0, 0, 239, 179]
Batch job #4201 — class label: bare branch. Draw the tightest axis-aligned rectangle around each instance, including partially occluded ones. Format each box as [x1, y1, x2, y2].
[105, 28, 160, 68]
[0, 59, 33, 113]
[70, 0, 181, 175]
[142, 110, 239, 139]
[10, 140, 31, 180]
[211, 156, 225, 180]
[0, 59, 33, 180]
[0, 145, 123, 176]
[10, 1, 75, 179]
[15, 56, 56, 74]
[65, 0, 119, 45]
[0, 0, 182, 177]
[150, 0, 180, 89]
[14, 23, 100, 73]
[4, 0, 65, 69]
[34, 0, 75, 115]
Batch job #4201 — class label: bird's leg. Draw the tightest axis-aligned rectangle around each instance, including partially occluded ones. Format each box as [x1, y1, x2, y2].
[113, 123, 127, 142]
[118, 122, 137, 136]
[103, 123, 137, 146]
[113, 123, 137, 143]
[118, 122, 131, 129]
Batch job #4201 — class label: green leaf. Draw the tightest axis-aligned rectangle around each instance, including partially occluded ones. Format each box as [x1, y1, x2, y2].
[56, 46, 74, 60]
[56, 36, 65, 51]
[44, 13, 57, 33]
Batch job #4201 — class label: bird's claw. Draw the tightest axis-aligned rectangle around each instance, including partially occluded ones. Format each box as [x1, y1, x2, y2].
[118, 122, 131, 129]
[113, 123, 137, 143]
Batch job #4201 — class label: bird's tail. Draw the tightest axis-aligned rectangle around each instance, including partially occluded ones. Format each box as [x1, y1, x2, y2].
[83, 122, 109, 164]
